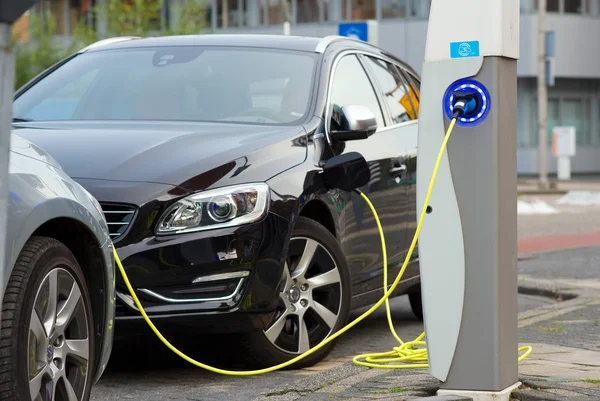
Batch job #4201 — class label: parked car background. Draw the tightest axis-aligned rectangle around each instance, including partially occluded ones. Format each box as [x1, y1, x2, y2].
[11, 34, 422, 369]
[0, 134, 115, 401]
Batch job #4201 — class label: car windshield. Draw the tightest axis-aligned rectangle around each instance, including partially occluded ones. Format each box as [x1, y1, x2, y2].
[13, 46, 318, 125]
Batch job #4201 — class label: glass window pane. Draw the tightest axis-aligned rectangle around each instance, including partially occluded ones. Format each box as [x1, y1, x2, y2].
[531, 98, 559, 146]
[350, 0, 375, 19]
[364, 57, 416, 123]
[23, 69, 100, 121]
[297, 0, 321, 22]
[382, 0, 408, 19]
[216, 0, 240, 28]
[411, 0, 430, 17]
[562, 99, 586, 145]
[14, 47, 318, 125]
[592, 0, 600, 16]
[546, 98, 560, 145]
[263, 0, 291, 24]
[521, 0, 537, 13]
[329, 55, 384, 130]
[565, 0, 585, 13]
[547, 0, 559, 12]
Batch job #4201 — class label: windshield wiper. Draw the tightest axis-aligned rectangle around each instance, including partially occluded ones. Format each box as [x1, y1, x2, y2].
[12, 117, 32, 123]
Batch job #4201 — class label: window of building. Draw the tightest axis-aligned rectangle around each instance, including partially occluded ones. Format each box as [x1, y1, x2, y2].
[562, 98, 589, 145]
[216, 0, 243, 28]
[297, 0, 322, 22]
[324, 0, 343, 22]
[564, 0, 586, 13]
[411, 0, 430, 18]
[350, 0, 375, 20]
[525, 0, 597, 13]
[261, 0, 292, 24]
[531, 97, 592, 147]
[364, 56, 416, 124]
[521, 0, 537, 13]
[592, 0, 600, 16]
[547, 0, 560, 12]
[381, 0, 408, 19]
[329, 55, 385, 131]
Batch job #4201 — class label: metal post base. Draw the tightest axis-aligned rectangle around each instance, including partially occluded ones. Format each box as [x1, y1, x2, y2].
[437, 382, 521, 401]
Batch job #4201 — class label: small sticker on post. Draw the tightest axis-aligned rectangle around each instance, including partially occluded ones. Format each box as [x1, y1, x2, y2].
[450, 41, 480, 58]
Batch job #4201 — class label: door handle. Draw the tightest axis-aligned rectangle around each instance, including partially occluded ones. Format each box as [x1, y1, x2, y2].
[390, 164, 407, 177]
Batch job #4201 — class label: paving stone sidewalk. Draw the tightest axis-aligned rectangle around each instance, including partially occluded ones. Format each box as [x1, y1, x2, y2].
[250, 311, 600, 401]
[250, 247, 600, 401]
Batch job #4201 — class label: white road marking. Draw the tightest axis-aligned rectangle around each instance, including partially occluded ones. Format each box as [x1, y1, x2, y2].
[557, 191, 600, 206]
[518, 199, 560, 215]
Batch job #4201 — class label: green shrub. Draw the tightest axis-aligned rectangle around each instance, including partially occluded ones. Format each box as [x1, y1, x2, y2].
[15, 0, 208, 90]
[14, 13, 70, 90]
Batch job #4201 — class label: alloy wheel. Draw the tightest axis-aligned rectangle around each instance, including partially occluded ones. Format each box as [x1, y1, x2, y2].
[264, 237, 343, 355]
[28, 268, 90, 401]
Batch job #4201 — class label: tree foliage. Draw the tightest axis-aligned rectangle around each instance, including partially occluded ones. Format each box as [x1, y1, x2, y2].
[15, 0, 208, 90]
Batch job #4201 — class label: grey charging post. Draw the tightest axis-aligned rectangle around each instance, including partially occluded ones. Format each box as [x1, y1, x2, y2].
[0, 0, 37, 325]
[416, 1, 520, 400]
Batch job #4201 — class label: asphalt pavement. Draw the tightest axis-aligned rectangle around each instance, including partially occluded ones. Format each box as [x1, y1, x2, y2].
[90, 291, 557, 401]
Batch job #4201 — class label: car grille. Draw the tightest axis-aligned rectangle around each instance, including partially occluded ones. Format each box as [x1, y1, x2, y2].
[100, 203, 137, 241]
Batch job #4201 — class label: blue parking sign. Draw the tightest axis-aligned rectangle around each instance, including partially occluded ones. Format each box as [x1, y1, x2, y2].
[338, 22, 369, 42]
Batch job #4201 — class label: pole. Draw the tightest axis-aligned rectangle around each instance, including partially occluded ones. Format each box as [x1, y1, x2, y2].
[0, 22, 16, 329]
[418, 0, 520, 398]
[537, 0, 549, 188]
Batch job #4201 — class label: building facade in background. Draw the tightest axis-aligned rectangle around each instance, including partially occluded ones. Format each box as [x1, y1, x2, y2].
[17, 0, 600, 176]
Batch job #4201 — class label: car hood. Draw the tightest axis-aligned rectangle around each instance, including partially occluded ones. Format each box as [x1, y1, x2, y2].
[9, 134, 62, 169]
[12, 121, 307, 192]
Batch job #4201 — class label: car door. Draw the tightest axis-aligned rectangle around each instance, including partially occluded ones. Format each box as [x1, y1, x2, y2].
[325, 52, 409, 296]
[394, 66, 420, 263]
[359, 54, 420, 276]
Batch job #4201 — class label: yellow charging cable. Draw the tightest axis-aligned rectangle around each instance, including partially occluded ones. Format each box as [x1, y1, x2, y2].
[112, 116, 532, 375]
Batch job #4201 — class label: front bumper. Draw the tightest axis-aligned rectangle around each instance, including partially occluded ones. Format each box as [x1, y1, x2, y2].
[113, 212, 293, 333]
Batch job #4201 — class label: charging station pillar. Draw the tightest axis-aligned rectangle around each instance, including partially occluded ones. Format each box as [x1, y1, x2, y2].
[416, 0, 520, 398]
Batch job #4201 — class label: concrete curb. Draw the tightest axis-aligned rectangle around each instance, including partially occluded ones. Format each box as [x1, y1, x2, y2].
[517, 284, 578, 302]
[518, 190, 568, 196]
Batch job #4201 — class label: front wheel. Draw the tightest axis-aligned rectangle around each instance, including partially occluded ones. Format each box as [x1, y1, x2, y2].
[240, 217, 351, 369]
[0, 236, 95, 401]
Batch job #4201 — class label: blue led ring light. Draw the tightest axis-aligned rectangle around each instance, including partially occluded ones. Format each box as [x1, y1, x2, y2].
[443, 79, 491, 127]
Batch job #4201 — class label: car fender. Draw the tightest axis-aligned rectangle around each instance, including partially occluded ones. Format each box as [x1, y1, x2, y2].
[4, 196, 111, 289]
[4, 146, 111, 291]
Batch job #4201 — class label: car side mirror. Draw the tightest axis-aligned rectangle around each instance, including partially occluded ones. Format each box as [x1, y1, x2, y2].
[330, 105, 378, 141]
[323, 152, 370, 192]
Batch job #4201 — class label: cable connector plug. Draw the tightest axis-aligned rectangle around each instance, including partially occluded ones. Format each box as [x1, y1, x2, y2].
[452, 88, 478, 119]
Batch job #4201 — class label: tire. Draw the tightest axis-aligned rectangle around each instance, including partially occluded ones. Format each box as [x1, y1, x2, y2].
[240, 217, 351, 369]
[409, 289, 423, 321]
[0, 236, 95, 401]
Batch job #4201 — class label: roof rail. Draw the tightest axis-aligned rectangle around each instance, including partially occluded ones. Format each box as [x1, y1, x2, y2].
[78, 36, 141, 53]
[314, 35, 376, 53]
[314, 35, 354, 53]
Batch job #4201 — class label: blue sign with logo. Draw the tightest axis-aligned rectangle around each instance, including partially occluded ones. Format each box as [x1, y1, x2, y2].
[450, 41, 480, 59]
[338, 22, 369, 42]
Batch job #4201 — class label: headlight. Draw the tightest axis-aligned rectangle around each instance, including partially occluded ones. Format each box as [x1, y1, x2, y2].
[156, 183, 270, 234]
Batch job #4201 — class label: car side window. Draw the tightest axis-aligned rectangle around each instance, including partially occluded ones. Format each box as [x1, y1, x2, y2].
[402, 69, 421, 120]
[329, 54, 385, 132]
[363, 56, 417, 124]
